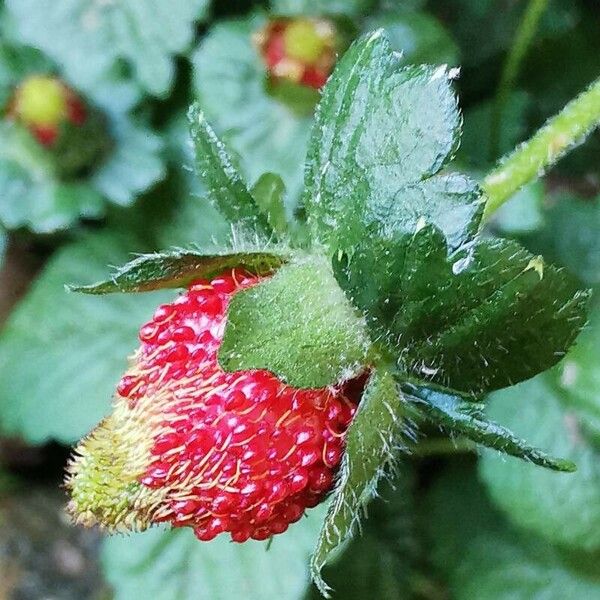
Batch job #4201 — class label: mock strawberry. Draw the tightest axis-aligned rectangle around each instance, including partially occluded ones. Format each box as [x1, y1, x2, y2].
[9, 75, 87, 146]
[254, 18, 337, 90]
[66, 268, 358, 542]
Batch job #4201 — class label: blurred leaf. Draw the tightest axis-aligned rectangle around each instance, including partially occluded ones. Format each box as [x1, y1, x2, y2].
[0, 114, 164, 233]
[251, 173, 289, 238]
[557, 304, 600, 442]
[527, 195, 600, 285]
[192, 15, 312, 212]
[270, 0, 375, 18]
[311, 369, 415, 594]
[103, 506, 327, 600]
[0, 230, 173, 443]
[428, 0, 578, 67]
[404, 382, 575, 471]
[490, 181, 544, 235]
[6, 0, 208, 96]
[188, 105, 271, 237]
[426, 464, 600, 599]
[303, 32, 482, 254]
[335, 225, 589, 395]
[220, 256, 370, 388]
[479, 373, 600, 551]
[364, 10, 458, 66]
[71, 248, 288, 294]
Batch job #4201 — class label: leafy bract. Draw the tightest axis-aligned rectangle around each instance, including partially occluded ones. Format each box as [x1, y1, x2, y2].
[0, 231, 173, 443]
[403, 382, 575, 471]
[480, 373, 600, 551]
[6, 0, 208, 96]
[303, 31, 483, 254]
[103, 506, 327, 600]
[188, 105, 271, 237]
[71, 249, 288, 294]
[310, 369, 415, 595]
[335, 225, 589, 395]
[220, 256, 370, 388]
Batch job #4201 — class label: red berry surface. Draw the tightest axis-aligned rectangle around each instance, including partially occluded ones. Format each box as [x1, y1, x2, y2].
[116, 268, 357, 542]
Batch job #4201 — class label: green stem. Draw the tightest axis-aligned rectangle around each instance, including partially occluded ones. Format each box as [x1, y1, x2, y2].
[490, 0, 549, 157]
[483, 75, 600, 221]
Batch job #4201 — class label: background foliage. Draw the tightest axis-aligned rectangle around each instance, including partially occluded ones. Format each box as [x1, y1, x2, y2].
[0, 0, 599, 599]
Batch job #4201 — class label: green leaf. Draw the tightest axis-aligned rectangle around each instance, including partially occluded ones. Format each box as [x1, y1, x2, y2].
[335, 226, 589, 395]
[364, 10, 458, 66]
[6, 0, 208, 96]
[310, 369, 415, 595]
[491, 181, 544, 236]
[220, 256, 370, 388]
[0, 231, 173, 444]
[251, 173, 289, 238]
[103, 506, 327, 600]
[403, 382, 575, 471]
[425, 464, 600, 600]
[480, 373, 600, 551]
[71, 248, 289, 294]
[191, 15, 313, 211]
[188, 105, 271, 236]
[270, 0, 375, 17]
[303, 31, 483, 254]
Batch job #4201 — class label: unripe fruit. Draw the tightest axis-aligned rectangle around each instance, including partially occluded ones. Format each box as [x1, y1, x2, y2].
[67, 268, 358, 542]
[254, 18, 337, 90]
[10, 75, 87, 146]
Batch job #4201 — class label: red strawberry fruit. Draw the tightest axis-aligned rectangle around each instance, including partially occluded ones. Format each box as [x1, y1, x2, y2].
[67, 268, 358, 542]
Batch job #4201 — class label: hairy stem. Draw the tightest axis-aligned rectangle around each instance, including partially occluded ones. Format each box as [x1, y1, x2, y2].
[482, 76, 600, 221]
[490, 0, 549, 157]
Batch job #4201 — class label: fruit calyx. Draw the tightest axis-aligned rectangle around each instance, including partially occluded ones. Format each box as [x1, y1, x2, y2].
[254, 17, 337, 90]
[67, 268, 360, 543]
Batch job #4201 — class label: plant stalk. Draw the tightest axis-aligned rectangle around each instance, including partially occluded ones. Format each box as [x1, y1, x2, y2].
[482, 75, 600, 221]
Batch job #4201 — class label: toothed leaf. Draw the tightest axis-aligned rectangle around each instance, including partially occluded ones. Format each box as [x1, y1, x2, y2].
[6, 0, 208, 96]
[220, 256, 370, 389]
[310, 369, 415, 595]
[303, 31, 483, 254]
[70, 249, 289, 294]
[335, 226, 589, 395]
[403, 382, 575, 472]
[251, 173, 289, 238]
[188, 105, 271, 236]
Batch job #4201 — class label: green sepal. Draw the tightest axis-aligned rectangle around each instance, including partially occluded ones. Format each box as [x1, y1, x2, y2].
[402, 382, 576, 472]
[310, 368, 416, 596]
[188, 104, 271, 237]
[219, 255, 370, 388]
[69, 248, 289, 294]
